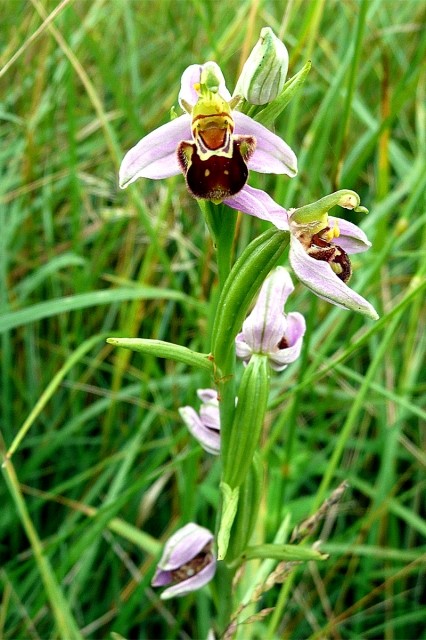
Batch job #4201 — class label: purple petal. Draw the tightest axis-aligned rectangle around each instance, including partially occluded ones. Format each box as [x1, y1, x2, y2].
[160, 557, 217, 600]
[119, 114, 191, 188]
[157, 523, 214, 571]
[235, 334, 253, 361]
[224, 185, 289, 229]
[285, 311, 306, 345]
[329, 216, 372, 254]
[151, 568, 173, 587]
[256, 266, 294, 309]
[268, 312, 306, 372]
[289, 236, 379, 319]
[199, 403, 220, 432]
[197, 389, 218, 403]
[245, 312, 287, 354]
[179, 64, 203, 109]
[233, 112, 297, 177]
[179, 407, 220, 455]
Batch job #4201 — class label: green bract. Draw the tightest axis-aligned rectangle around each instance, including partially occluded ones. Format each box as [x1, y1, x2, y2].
[226, 454, 263, 562]
[106, 338, 213, 372]
[212, 228, 290, 368]
[223, 354, 270, 490]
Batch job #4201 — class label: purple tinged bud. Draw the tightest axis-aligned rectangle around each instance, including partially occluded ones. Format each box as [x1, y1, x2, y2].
[236, 267, 306, 371]
[152, 523, 216, 600]
[179, 389, 221, 455]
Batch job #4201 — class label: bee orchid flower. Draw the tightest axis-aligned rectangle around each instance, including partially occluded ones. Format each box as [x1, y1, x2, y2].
[119, 61, 296, 227]
[287, 190, 379, 319]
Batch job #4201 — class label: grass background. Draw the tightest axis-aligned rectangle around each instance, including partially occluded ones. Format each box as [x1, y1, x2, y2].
[1, 0, 425, 638]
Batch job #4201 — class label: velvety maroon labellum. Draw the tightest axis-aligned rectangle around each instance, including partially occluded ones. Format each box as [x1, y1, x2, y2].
[307, 230, 352, 283]
[178, 136, 255, 201]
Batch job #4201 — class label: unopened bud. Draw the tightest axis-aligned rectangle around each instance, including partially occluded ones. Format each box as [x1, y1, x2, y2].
[234, 27, 289, 105]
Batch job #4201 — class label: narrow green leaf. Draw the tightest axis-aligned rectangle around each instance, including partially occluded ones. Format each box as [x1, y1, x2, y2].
[0, 287, 206, 333]
[2, 459, 83, 640]
[107, 338, 213, 372]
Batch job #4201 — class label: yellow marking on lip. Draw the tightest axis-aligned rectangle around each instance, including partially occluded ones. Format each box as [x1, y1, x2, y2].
[192, 112, 231, 122]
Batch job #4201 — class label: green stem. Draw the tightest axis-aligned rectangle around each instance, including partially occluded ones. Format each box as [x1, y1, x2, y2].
[199, 201, 239, 628]
[198, 200, 237, 288]
[200, 200, 239, 491]
[214, 561, 235, 635]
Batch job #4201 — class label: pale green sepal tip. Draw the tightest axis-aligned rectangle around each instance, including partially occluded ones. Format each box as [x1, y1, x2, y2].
[217, 483, 240, 560]
[106, 338, 213, 372]
[200, 61, 222, 93]
[242, 543, 329, 562]
[291, 190, 363, 225]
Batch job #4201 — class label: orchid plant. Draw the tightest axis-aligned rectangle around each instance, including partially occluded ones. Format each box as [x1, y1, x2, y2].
[109, 26, 378, 637]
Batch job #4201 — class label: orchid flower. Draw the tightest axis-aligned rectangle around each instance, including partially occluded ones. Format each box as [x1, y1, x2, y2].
[152, 523, 216, 599]
[119, 61, 296, 226]
[236, 267, 306, 371]
[287, 190, 379, 319]
[179, 389, 220, 455]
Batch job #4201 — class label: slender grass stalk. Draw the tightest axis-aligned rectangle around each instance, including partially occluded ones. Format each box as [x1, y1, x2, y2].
[1, 457, 83, 640]
[6, 333, 113, 458]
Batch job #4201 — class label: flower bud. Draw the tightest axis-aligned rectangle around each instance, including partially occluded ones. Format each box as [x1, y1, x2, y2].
[235, 267, 306, 371]
[152, 523, 216, 599]
[234, 27, 289, 105]
[179, 389, 221, 455]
